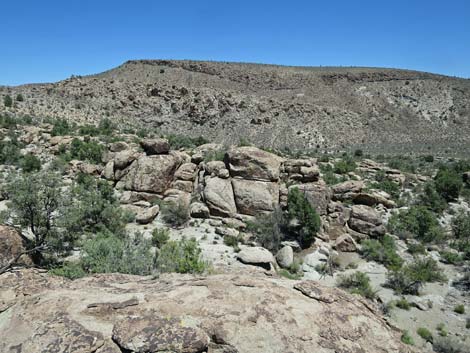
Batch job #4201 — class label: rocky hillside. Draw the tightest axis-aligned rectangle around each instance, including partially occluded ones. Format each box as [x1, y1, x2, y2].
[1, 118, 470, 352]
[1, 60, 470, 155]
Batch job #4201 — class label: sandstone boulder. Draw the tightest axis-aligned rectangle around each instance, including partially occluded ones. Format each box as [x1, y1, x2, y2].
[350, 205, 382, 225]
[232, 179, 279, 216]
[174, 162, 198, 181]
[140, 138, 170, 155]
[135, 205, 160, 224]
[332, 180, 364, 201]
[237, 247, 276, 270]
[0, 225, 33, 268]
[354, 191, 396, 208]
[276, 245, 294, 268]
[190, 202, 210, 218]
[203, 176, 237, 217]
[288, 181, 331, 216]
[227, 146, 282, 181]
[122, 154, 182, 193]
[334, 234, 357, 252]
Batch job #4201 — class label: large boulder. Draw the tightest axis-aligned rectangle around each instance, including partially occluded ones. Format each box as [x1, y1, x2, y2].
[236, 247, 276, 270]
[232, 179, 279, 216]
[135, 205, 160, 224]
[288, 181, 331, 216]
[332, 180, 364, 201]
[276, 245, 294, 268]
[334, 234, 358, 252]
[350, 205, 382, 225]
[174, 162, 198, 181]
[190, 202, 210, 218]
[354, 191, 396, 208]
[140, 138, 170, 155]
[0, 225, 33, 268]
[348, 205, 385, 237]
[0, 270, 417, 353]
[203, 176, 237, 217]
[227, 146, 283, 181]
[122, 154, 182, 193]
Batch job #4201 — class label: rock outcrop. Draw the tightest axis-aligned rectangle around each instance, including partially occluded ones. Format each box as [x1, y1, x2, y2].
[0, 269, 416, 353]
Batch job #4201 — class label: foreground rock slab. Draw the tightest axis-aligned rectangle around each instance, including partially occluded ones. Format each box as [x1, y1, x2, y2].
[0, 270, 416, 353]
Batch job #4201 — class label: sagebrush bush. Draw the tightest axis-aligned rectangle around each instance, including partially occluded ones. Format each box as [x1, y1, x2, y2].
[401, 331, 415, 345]
[337, 271, 378, 300]
[167, 134, 208, 149]
[333, 155, 357, 174]
[454, 304, 465, 314]
[246, 207, 284, 252]
[386, 257, 446, 295]
[161, 200, 189, 227]
[418, 182, 447, 213]
[151, 227, 170, 248]
[417, 327, 433, 343]
[19, 153, 41, 172]
[3, 95, 13, 107]
[451, 211, 470, 239]
[360, 235, 403, 270]
[156, 237, 208, 274]
[60, 138, 104, 164]
[388, 206, 444, 243]
[51, 118, 75, 136]
[81, 232, 155, 275]
[433, 336, 469, 353]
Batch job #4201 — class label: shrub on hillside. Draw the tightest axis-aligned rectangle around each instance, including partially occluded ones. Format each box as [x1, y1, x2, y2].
[360, 235, 403, 270]
[333, 155, 357, 174]
[81, 232, 155, 275]
[15, 94, 24, 102]
[246, 207, 285, 252]
[156, 237, 208, 274]
[451, 211, 470, 239]
[287, 187, 321, 247]
[151, 227, 170, 248]
[337, 271, 378, 300]
[60, 138, 104, 164]
[386, 257, 446, 295]
[51, 118, 75, 136]
[3, 95, 13, 107]
[388, 206, 444, 243]
[418, 182, 447, 213]
[167, 134, 208, 149]
[434, 168, 462, 201]
[161, 200, 189, 227]
[19, 153, 41, 172]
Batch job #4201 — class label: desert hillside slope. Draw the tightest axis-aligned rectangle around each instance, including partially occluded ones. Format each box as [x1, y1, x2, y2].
[1, 60, 470, 154]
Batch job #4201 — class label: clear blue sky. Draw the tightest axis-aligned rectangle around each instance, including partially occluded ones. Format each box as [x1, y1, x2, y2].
[1, 0, 469, 85]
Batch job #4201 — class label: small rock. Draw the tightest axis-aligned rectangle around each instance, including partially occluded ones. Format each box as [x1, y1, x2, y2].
[135, 205, 160, 224]
[276, 246, 294, 268]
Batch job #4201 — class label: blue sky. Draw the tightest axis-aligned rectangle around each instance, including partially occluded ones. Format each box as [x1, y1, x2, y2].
[1, 0, 469, 85]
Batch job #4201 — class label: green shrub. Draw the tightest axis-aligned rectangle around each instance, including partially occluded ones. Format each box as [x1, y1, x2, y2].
[167, 134, 208, 149]
[15, 94, 24, 102]
[81, 232, 155, 275]
[395, 297, 411, 310]
[333, 155, 357, 174]
[451, 211, 470, 239]
[65, 176, 126, 237]
[407, 242, 427, 255]
[161, 201, 189, 227]
[223, 234, 241, 251]
[319, 164, 346, 185]
[287, 187, 321, 247]
[417, 327, 433, 343]
[434, 168, 462, 201]
[337, 271, 378, 300]
[386, 257, 446, 295]
[418, 182, 447, 213]
[439, 250, 463, 265]
[354, 149, 363, 157]
[278, 268, 303, 280]
[360, 235, 403, 270]
[156, 237, 208, 274]
[19, 153, 41, 172]
[3, 95, 13, 107]
[388, 206, 444, 243]
[51, 118, 75, 136]
[433, 336, 469, 353]
[60, 138, 104, 164]
[454, 304, 465, 314]
[436, 323, 448, 337]
[387, 156, 417, 173]
[151, 228, 170, 248]
[203, 149, 226, 162]
[371, 179, 401, 200]
[97, 118, 115, 136]
[49, 262, 86, 280]
[401, 331, 415, 345]
[0, 136, 23, 165]
[246, 207, 285, 252]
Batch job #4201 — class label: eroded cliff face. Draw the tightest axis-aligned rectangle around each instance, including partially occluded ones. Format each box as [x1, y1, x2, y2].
[2, 60, 470, 155]
[0, 269, 416, 353]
